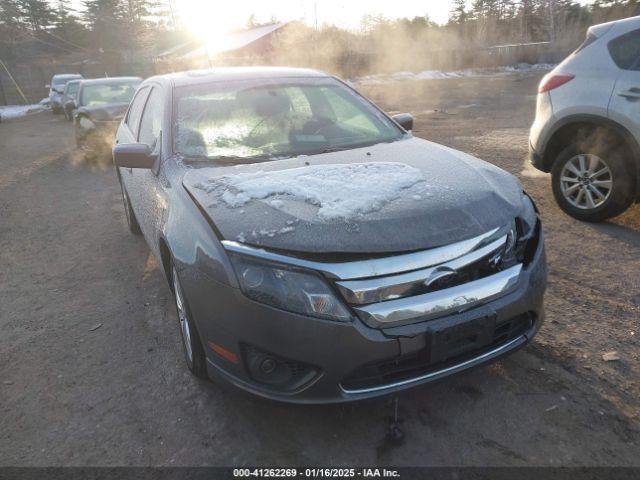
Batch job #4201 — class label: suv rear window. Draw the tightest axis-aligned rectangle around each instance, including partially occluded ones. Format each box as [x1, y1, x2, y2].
[608, 29, 640, 70]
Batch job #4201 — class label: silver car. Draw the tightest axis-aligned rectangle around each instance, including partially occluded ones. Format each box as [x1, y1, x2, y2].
[47, 74, 83, 114]
[529, 16, 640, 221]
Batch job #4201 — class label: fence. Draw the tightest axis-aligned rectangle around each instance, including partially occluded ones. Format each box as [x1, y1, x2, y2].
[0, 42, 568, 106]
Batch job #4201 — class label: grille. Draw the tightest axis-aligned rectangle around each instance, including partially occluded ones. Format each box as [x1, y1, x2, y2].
[341, 312, 534, 391]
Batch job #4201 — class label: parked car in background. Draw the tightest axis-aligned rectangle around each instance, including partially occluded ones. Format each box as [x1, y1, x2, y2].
[113, 67, 546, 403]
[529, 16, 640, 222]
[47, 74, 83, 114]
[73, 77, 142, 155]
[62, 79, 82, 121]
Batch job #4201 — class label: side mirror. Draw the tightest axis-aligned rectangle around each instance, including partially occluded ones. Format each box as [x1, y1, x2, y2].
[46, 84, 51, 89]
[113, 143, 157, 169]
[392, 113, 414, 131]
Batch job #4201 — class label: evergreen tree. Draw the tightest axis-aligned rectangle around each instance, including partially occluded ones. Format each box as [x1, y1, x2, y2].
[83, 0, 126, 51]
[16, 0, 55, 31]
[449, 0, 468, 25]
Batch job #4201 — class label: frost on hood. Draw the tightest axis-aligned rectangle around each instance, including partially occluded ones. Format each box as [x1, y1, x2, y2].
[194, 162, 426, 221]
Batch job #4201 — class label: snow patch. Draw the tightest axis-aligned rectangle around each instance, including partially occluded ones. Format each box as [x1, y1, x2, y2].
[353, 63, 555, 85]
[0, 104, 45, 120]
[200, 162, 426, 220]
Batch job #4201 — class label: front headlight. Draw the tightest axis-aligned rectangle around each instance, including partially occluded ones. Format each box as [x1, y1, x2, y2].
[228, 253, 352, 322]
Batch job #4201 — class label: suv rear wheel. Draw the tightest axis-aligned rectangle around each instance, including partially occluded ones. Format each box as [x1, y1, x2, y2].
[551, 142, 635, 222]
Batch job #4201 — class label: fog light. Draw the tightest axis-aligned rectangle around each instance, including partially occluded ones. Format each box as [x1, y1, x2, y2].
[260, 357, 277, 374]
[242, 344, 319, 391]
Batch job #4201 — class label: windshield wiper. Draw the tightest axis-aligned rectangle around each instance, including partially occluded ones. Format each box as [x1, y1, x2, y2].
[184, 153, 280, 165]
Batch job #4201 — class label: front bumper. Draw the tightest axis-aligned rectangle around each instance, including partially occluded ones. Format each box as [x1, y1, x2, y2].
[528, 141, 547, 172]
[180, 230, 547, 404]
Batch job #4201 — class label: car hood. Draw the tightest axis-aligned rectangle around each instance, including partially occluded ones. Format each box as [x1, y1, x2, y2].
[182, 137, 526, 254]
[79, 103, 129, 121]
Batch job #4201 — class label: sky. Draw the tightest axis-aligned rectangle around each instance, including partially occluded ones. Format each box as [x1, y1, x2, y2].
[173, 0, 596, 34]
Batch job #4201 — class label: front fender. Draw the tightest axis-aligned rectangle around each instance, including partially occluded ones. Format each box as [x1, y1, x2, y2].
[160, 175, 238, 289]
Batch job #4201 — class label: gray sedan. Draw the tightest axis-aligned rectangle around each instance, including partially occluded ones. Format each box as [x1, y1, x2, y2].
[74, 77, 142, 155]
[113, 67, 546, 403]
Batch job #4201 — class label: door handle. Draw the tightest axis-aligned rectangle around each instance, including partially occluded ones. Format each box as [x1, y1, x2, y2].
[618, 87, 640, 100]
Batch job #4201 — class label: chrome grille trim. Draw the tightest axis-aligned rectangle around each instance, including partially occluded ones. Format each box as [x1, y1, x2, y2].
[353, 264, 522, 328]
[221, 226, 502, 280]
[335, 235, 508, 305]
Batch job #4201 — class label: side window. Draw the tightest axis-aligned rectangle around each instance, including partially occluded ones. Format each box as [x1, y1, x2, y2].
[320, 86, 382, 135]
[608, 29, 640, 70]
[138, 87, 163, 149]
[125, 86, 149, 136]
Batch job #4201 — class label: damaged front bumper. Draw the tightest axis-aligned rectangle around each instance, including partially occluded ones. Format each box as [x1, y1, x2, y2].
[180, 224, 547, 404]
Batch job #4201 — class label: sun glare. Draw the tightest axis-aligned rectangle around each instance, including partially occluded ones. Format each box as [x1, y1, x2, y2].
[178, 0, 259, 52]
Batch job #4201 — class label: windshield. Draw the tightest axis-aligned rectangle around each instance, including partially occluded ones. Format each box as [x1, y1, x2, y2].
[80, 81, 140, 107]
[53, 76, 81, 88]
[173, 78, 404, 163]
[66, 82, 79, 95]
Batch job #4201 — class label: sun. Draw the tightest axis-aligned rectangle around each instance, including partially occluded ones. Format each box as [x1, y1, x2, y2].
[177, 0, 259, 50]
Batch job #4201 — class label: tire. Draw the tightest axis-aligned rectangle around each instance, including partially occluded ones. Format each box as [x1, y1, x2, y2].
[119, 178, 142, 235]
[551, 140, 635, 222]
[171, 265, 208, 379]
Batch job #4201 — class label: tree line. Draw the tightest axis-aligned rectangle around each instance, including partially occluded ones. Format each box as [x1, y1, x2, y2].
[0, 0, 639, 64]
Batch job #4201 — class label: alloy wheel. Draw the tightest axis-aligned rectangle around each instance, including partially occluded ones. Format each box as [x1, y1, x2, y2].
[560, 154, 613, 210]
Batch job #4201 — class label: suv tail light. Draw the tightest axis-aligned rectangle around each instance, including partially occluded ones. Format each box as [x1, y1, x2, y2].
[538, 74, 575, 93]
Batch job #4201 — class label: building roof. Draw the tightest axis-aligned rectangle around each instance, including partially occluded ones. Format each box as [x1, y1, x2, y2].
[156, 23, 288, 61]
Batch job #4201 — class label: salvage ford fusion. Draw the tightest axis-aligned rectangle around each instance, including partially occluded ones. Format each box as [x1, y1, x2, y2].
[113, 67, 546, 403]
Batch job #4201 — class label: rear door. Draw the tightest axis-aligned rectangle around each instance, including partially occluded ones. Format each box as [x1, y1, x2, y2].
[607, 28, 640, 142]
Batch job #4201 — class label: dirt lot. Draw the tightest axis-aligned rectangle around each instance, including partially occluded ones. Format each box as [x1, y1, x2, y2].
[1, 73, 639, 467]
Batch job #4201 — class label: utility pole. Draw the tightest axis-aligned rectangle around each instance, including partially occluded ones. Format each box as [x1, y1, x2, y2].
[549, 0, 556, 43]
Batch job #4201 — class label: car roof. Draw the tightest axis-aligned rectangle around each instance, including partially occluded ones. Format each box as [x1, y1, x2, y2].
[590, 15, 640, 37]
[147, 67, 329, 88]
[79, 77, 142, 86]
[52, 74, 82, 80]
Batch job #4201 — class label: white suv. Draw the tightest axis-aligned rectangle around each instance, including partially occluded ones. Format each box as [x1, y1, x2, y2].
[529, 16, 640, 221]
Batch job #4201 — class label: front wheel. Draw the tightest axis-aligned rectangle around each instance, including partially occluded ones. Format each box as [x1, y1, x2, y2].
[551, 144, 635, 222]
[172, 265, 208, 378]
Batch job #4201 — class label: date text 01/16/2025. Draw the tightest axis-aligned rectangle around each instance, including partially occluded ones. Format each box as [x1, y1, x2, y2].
[232, 468, 401, 478]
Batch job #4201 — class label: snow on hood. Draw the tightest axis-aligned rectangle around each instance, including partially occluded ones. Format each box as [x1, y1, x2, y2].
[183, 137, 525, 254]
[193, 162, 426, 220]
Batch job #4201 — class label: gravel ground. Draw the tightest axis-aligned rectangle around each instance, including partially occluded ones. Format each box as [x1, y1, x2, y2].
[1, 73, 638, 467]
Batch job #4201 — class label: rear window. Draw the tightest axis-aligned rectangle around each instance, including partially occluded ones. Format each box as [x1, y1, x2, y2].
[608, 29, 640, 70]
[80, 81, 140, 107]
